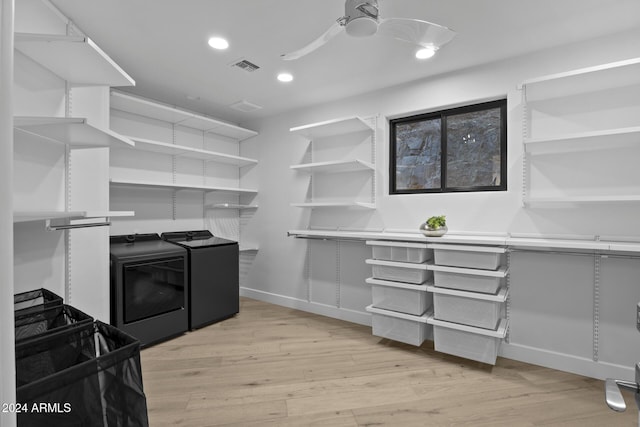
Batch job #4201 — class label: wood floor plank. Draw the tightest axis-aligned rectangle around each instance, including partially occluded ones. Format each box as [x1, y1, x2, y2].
[140, 297, 636, 426]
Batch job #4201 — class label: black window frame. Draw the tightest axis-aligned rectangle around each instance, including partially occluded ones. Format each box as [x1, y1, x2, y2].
[389, 99, 507, 194]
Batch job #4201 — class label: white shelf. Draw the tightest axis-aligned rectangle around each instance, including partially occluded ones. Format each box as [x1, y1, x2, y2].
[110, 91, 257, 141]
[13, 210, 134, 223]
[110, 178, 258, 195]
[206, 203, 258, 210]
[15, 116, 134, 148]
[524, 195, 640, 205]
[524, 126, 640, 153]
[290, 159, 374, 173]
[521, 57, 640, 101]
[14, 33, 135, 87]
[122, 136, 257, 166]
[291, 201, 376, 209]
[239, 246, 259, 252]
[290, 116, 374, 139]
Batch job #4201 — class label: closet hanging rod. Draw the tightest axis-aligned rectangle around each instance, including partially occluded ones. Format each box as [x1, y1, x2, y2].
[46, 221, 111, 231]
[288, 234, 365, 242]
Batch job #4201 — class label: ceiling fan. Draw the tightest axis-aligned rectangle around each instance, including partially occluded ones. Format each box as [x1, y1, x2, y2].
[281, 0, 456, 61]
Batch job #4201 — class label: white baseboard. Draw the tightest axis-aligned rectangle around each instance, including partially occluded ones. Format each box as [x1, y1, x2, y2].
[240, 287, 371, 327]
[500, 342, 634, 381]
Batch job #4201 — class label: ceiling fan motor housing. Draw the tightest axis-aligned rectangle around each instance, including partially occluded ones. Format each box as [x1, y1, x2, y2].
[344, 0, 379, 37]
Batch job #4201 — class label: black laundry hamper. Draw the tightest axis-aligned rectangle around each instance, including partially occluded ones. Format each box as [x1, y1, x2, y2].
[14, 304, 93, 344]
[14, 288, 64, 316]
[15, 320, 149, 427]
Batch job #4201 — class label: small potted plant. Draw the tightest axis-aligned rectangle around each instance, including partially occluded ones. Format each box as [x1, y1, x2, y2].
[419, 215, 447, 237]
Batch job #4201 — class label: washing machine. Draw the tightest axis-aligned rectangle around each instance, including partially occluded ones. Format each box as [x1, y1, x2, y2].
[161, 230, 239, 329]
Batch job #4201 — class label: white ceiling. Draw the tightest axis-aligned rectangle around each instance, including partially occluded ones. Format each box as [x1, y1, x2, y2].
[50, 0, 640, 125]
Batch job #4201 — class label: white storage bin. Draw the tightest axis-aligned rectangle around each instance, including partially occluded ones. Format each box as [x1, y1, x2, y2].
[367, 240, 431, 264]
[366, 259, 431, 284]
[427, 315, 508, 365]
[428, 285, 508, 330]
[431, 244, 506, 270]
[431, 264, 508, 294]
[366, 305, 431, 346]
[367, 278, 432, 316]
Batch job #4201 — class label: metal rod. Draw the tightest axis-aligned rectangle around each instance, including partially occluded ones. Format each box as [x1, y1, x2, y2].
[46, 221, 111, 231]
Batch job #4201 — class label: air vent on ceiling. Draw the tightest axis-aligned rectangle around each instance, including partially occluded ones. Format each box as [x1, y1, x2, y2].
[229, 100, 263, 113]
[230, 58, 260, 72]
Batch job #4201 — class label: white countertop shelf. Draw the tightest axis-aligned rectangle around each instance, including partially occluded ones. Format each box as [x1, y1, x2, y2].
[521, 57, 640, 101]
[290, 202, 376, 209]
[288, 229, 640, 253]
[13, 210, 134, 223]
[524, 126, 640, 153]
[524, 195, 640, 206]
[122, 136, 257, 166]
[110, 178, 258, 194]
[288, 229, 508, 245]
[290, 116, 374, 139]
[15, 116, 134, 148]
[290, 159, 375, 173]
[15, 33, 135, 87]
[110, 91, 257, 141]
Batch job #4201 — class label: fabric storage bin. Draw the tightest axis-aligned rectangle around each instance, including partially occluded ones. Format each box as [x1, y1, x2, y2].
[366, 259, 431, 284]
[427, 315, 509, 365]
[16, 321, 148, 427]
[367, 278, 432, 316]
[15, 304, 93, 344]
[366, 305, 431, 346]
[14, 288, 63, 316]
[431, 264, 508, 294]
[428, 285, 508, 330]
[431, 244, 506, 270]
[367, 240, 431, 264]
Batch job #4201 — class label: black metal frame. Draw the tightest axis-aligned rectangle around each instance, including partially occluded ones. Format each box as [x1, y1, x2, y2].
[389, 99, 508, 194]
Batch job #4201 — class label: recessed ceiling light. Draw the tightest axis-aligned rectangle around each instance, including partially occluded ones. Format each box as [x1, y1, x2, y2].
[277, 72, 294, 83]
[208, 37, 229, 50]
[415, 47, 436, 60]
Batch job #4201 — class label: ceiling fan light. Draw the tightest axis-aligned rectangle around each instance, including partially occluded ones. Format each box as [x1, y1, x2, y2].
[345, 16, 378, 37]
[416, 47, 436, 59]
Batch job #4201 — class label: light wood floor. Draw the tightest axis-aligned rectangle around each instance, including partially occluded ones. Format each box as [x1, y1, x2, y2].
[140, 297, 636, 426]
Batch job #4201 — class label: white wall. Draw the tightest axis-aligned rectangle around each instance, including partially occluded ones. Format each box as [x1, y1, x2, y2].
[238, 27, 640, 378]
[1, 0, 15, 424]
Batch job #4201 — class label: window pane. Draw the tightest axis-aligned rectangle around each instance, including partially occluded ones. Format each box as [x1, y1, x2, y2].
[394, 118, 441, 191]
[446, 107, 502, 189]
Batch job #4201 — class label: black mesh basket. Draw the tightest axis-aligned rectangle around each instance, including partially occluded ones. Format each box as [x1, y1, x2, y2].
[14, 288, 64, 316]
[14, 304, 93, 345]
[16, 321, 149, 427]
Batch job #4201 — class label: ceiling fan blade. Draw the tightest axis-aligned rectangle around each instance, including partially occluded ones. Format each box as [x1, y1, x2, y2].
[378, 17, 456, 50]
[281, 21, 345, 61]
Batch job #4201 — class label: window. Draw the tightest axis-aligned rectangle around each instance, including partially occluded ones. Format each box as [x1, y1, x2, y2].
[390, 99, 507, 194]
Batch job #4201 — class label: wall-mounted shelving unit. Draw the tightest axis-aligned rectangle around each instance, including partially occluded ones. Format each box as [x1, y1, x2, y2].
[121, 136, 257, 166]
[290, 115, 376, 209]
[109, 178, 258, 195]
[110, 90, 257, 141]
[15, 116, 134, 148]
[521, 57, 640, 206]
[13, 210, 134, 224]
[109, 90, 259, 251]
[14, 32, 135, 87]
